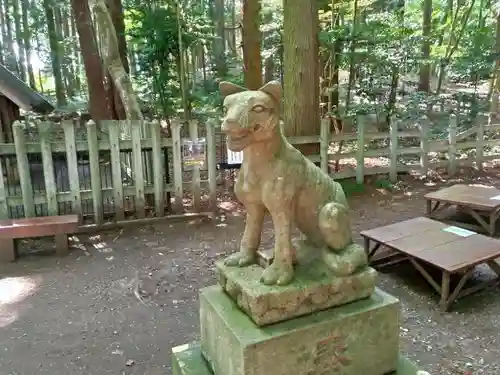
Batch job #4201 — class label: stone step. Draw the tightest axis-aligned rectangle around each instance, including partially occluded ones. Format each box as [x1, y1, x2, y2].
[172, 342, 428, 375]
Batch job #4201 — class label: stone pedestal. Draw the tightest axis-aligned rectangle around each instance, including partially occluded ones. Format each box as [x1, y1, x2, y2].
[200, 285, 400, 375]
[171, 252, 429, 375]
[216, 259, 378, 326]
[173, 343, 425, 375]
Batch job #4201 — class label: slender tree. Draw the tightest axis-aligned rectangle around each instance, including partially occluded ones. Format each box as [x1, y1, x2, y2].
[282, 0, 320, 154]
[242, 0, 262, 89]
[72, 0, 114, 119]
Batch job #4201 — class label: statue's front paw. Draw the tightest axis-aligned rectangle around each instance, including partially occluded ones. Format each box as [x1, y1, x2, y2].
[224, 251, 257, 267]
[260, 261, 294, 286]
[323, 243, 367, 276]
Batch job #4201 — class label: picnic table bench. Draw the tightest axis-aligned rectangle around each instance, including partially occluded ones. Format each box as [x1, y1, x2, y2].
[0, 214, 79, 262]
[425, 184, 500, 237]
[361, 216, 500, 312]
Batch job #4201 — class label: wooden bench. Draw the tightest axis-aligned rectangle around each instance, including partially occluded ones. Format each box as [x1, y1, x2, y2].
[425, 184, 500, 236]
[0, 214, 79, 262]
[361, 216, 500, 312]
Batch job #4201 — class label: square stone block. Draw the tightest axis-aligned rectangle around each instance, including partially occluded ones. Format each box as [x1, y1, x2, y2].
[216, 258, 377, 326]
[172, 342, 426, 375]
[200, 285, 400, 375]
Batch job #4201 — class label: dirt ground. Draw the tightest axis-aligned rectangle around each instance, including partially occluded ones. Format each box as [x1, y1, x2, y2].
[2, 167, 500, 375]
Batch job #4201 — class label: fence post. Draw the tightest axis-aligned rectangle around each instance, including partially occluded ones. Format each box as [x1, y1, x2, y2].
[131, 120, 146, 218]
[189, 120, 201, 212]
[106, 120, 125, 221]
[477, 113, 487, 170]
[151, 120, 165, 217]
[0, 115, 7, 207]
[206, 119, 217, 217]
[13, 121, 35, 218]
[389, 116, 398, 182]
[448, 114, 457, 176]
[86, 120, 103, 225]
[355, 116, 365, 185]
[420, 118, 429, 176]
[320, 118, 330, 174]
[171, 120, 184, 213]
[62, 120, 82, 221]
[39, 121, 58, 216]
[0, 151, 8, 219]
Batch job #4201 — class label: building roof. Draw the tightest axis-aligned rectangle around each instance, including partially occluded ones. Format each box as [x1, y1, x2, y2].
[0, 64, 54, 114]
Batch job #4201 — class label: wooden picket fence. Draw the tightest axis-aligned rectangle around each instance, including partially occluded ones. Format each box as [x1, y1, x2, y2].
[1, 113, 500, 229]
[0, 119, 218, 228]
[320, 112, 500, 183]
[222, 113, 500, 184]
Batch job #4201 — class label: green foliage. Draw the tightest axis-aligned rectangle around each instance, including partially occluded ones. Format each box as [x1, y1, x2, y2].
[339, 179, 365, 196]
[8, 0, 500, 126]
[126, 2, 212, 118]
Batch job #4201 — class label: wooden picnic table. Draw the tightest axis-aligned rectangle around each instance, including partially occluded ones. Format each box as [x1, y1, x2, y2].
[361, 216, 500, 312]
[425, 184, 500, 236]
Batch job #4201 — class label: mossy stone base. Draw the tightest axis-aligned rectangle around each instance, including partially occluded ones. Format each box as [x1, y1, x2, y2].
[172, 342, 426, 375]
[216, 256, 377, 326]
[200, 285, 400, 375]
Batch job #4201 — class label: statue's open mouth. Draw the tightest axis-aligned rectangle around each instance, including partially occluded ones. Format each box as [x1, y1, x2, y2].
[226, 130, 251, 151]
[228, 133, 248, 142]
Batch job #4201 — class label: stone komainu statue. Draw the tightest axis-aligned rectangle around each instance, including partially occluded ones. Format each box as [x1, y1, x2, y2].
[220, 80, 368, 286]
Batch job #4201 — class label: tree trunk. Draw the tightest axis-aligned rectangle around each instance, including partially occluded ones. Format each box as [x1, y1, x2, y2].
[72, 0, 114, 119]
[437, 0, 452, 48]
[43, 0, 66, 107]
[329, 0, 342, 115]
[177, 2, 189, 120]
[384, 0, 404, 129]
[129, 47, 137, 77]
[62, 7, 76, 97]
[12, 0, 27, 81]
[344, 0, 359, 113]
[106, 0, 129, 73]
[418, 0, 432, 92]
[21, 0, 36, 88]
[70, 15, 82, 93]
[56, 5, 75, 99]
[490, 12, 500, 115]
[35, 32, 45, 92]
[213, 0, 227, 76]
[2, 0, 20, 74]
[242, 0, 262, 89]
[91, 0, 143, 120]
[436, 0, 476, 94]
[105, 0, 128, 120]
[283, 0, 320, 154]
[230, 0, 237, 57]
[0, 0, 5, 65]
[264, 56, 274, 83]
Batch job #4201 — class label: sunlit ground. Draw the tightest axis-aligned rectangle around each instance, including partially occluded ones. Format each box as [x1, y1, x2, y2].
[0, 276, 42, 328]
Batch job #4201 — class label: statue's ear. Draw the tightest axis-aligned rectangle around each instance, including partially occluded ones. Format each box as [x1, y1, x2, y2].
[259, 80, 282, 102]
[219, 81, 247, 98]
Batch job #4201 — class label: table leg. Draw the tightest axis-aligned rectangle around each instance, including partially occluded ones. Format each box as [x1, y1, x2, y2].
[364, 239, 381, 262]
[363, 236, 370, 255]
[445, 268, 474, 310]
[463, 208, 491, 235]
[489, 208, 500, 237]
[55, 234, 69, 255]
[487, 259, 500, 276]
[439, 271, 451, 312]
[426, 199, 432, 216]
[0, 238, 16, 262]
[426, 200, 449, 218]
